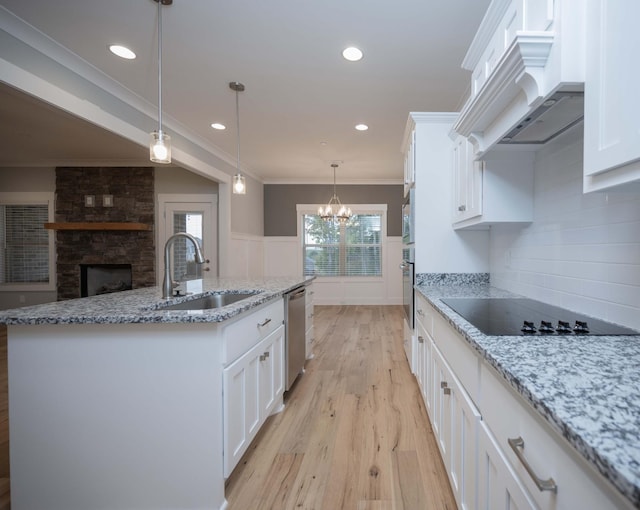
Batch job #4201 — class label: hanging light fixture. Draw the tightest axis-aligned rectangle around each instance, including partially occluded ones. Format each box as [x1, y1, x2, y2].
[318, 163, 352, 223]
[229, 81, 246, 194]
[149, 0, 172, 164]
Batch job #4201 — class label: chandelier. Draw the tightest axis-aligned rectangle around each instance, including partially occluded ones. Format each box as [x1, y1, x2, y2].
[318, 163, 352, 223]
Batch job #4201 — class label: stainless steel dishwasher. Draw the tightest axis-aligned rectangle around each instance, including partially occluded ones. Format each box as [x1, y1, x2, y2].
[284, 285, 306, 390]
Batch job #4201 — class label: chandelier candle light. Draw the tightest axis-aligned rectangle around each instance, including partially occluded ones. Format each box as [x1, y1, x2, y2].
[149, 0, 172, 164]
[230, 81, 246, 194]
[318, 163, 352, 223]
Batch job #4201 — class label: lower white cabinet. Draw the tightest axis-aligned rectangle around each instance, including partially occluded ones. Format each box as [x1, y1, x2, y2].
[477, 420, 538, 510]
[415, 292, 636, 510]
[223, 324, 284, 477]
[431, 343, 480, 510]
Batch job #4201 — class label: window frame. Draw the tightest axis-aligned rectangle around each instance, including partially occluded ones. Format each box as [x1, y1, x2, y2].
[297, 204, 387, 281]
[0, 192, 56, 291]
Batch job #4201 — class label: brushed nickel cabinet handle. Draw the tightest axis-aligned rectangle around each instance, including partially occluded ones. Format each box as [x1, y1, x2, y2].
[443, 387, 451, 395]
[416, 309, 425, 317]
[508, 437, 557, 493]
[258, 318, 272, 327]
[440, 381, 448, 389]
[458, 205, 467, 212]
[418, 336, 424, 344]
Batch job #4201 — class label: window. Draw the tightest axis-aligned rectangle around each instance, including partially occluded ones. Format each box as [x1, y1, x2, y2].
[303, 212, 383, 277]
[0, 193, 55, 290]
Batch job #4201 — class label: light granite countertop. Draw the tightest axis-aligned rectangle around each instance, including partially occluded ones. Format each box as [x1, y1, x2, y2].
[415, 283, 640, 509]
[0, 276, 313, 325]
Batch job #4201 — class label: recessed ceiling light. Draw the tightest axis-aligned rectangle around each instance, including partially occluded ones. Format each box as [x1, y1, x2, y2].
[342, 47, 363, 62]
[109, 44, 136, 60]
[355, 124, 369, 131]
[211, 123, 226, 130]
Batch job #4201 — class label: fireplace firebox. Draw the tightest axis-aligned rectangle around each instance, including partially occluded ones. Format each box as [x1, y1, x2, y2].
[80, 264, 133, 297]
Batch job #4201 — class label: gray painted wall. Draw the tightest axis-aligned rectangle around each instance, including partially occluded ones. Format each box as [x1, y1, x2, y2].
[231, 174, 264, 236]
[264, 184, 404, 236]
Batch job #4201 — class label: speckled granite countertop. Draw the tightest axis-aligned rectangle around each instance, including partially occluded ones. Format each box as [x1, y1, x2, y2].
[415, 282, 640, 509]
[0, 276, 313, 325]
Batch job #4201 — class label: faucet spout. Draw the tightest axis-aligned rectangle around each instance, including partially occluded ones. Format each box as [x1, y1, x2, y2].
[163, 232, 205, 299]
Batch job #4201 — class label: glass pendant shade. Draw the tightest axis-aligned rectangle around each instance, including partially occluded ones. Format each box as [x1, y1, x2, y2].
[230, 81, 246, 195]
[233, 173, 246, 194]
[150, 130, 171, 164]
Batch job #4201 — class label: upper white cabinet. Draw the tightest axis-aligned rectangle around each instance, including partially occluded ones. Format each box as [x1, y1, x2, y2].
[401, 125, 416, 196]
[402, 113, 490, 273]
[583, 0, 640, 192]
[453, 0, 586, 157]
[452, 136, 535, 230]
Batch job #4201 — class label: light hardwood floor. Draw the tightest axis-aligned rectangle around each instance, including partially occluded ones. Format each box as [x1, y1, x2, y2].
[225, 305, 456, 510]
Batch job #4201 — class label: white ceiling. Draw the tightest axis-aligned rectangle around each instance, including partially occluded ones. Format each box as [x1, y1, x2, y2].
[0, 0, 490, 183]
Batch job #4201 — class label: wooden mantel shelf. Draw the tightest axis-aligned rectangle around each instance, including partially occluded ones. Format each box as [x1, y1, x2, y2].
[44, 222, 151, 231]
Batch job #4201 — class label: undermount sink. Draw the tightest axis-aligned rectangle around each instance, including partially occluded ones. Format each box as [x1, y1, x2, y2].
[160, 292, 259, 311]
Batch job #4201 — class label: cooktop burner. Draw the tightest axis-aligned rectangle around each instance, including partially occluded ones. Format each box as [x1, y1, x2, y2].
[441, 298, 640, 336]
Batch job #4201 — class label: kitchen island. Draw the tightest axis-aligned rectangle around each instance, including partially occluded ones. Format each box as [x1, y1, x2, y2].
[0, 276, 311, 510]
[415, 282, 640, 510]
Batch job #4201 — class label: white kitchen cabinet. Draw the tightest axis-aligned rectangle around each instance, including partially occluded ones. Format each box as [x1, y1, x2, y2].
[583, 0, 640, 192]
[481, 361, 636, 510]
[477, 420, 539, 510]
[402, 127, 416, 196]
[432, 343, 481, 510]
[452, 145, 535, 231]
[452, 134, 483, 223]
[223, 324, 284, 477]
[305, 281, 315, 359]
[222, 298, 285, 478]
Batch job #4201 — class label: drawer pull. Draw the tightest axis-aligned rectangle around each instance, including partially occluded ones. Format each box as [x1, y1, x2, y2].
[418, 335, 424, 344]
[443, 387, 451, 395]
[508, 437, 557, 493]
[458, 205, 466, 212]
[440, 381, 448, 389]
[416, 309, 425, 317]
[258, 318, 272, 328]
[259, 351, 270, 362]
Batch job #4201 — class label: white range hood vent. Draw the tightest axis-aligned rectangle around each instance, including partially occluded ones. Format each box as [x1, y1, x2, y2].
[498, 92, 584, 145]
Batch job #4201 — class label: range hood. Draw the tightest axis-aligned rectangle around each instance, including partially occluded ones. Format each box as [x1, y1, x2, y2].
[498, 92, 584, 145]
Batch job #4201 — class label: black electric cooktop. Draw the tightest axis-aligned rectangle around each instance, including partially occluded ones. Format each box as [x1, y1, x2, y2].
[441, 298, 640, 336]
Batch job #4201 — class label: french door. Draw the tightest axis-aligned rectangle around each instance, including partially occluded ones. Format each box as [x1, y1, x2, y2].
[157, 195, 217, 282]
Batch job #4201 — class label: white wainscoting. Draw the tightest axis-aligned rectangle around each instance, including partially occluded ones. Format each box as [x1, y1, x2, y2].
[228, 233, 264, 279]
[263, 236, 403, 305]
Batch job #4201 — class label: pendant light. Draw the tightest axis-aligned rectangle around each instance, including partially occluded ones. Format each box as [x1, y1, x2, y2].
[149, 0, 172, 164]
[230, 81, 246, 194]
[318, 163, 352, 223]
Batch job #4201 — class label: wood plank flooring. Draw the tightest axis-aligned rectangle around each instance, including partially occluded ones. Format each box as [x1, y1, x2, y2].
[225, 305, 456, 510]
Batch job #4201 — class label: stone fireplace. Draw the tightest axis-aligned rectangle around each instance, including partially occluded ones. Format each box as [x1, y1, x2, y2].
[54, 167, 155, 300]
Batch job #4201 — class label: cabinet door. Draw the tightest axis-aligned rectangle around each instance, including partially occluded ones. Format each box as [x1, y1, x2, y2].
[431, 345, 451, 462]
[584, 0, 640, 179]
[223, 344, 261, 477]
[449, 367, 481, 510]
[477, 421, 539, 510]
[415, 322, 426, 398]
[453, 136, 483, 223]
[404, 129, 416, 194]
[259, 325, 285, 417]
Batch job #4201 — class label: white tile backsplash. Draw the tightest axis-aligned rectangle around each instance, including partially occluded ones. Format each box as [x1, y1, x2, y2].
[490, 131, 640, 330]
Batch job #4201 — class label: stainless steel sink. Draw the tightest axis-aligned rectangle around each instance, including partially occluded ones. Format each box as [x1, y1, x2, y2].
[159, 292, 258, 311]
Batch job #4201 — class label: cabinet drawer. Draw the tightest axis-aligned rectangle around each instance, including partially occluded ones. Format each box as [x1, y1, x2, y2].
[222, 298, 284, 366]
[415, 292, 433, 336]
[431, 307, 481, 405]
[480, 362, 633, 510]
